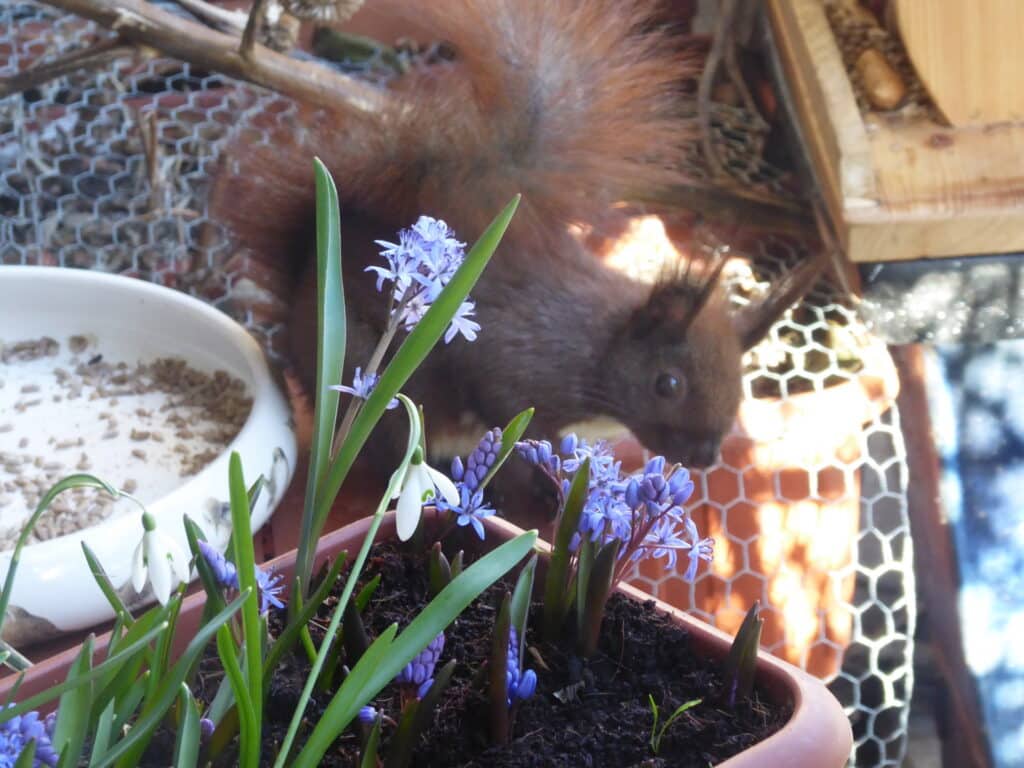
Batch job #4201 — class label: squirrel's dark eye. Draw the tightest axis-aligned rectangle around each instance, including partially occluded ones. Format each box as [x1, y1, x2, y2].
[655, 372, 682, 399]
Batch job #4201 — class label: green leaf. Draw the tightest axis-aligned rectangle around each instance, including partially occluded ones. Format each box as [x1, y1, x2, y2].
[427, 542, 452, 597]
[0, 474, 122, 640]
[216, 623, 257, 768]
[580, 538, 621, 657]
[293, 157, 346, 596]
[0, 622, 168, 726]
[359, 714, 382, 768]
[13, 739, 35, 768]
[489, 594, 512, 745]
[651, 697, 701, 753]
[173, 684, 202, 768]
[647, 694, 660, 752]
[291, 529, 537, 768]
[81, 542, 132, 623]
[310, 196, 521, 566]
[575, 538, 595, 642]
[509, 554, 536, 663]
[479, 408, 534, 490]
[227, 452, 263, 754]
[51, 634, 94, 765]
[89, 699, 117, 766]
[354, 573, 381, 613]
[111, 674, 149, 735]
[384, 658, 457, 768]
[95, 590, 250, 768]
[722, 601, 763, 707]
[543, 457, 590, 640]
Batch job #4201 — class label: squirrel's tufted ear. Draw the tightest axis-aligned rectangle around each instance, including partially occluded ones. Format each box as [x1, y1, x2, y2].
[628, 245, 730, 339]
[732, 249, 828, 350]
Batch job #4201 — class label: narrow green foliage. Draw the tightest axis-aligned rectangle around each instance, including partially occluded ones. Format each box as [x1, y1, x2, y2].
[384, 659, 457, 768]
[509, 554, 536, 664]
[355, 574, 381, 612]
[290, 530, 537, 768]
[489, 594, 513, 745]
[341, 594, 371, 665]
[648, 695, 701, 754]
[294, 157, 347, 597]
[82, 542, 132, 623]
[722, 601, 764, 708]
[478, 408, 534, 490]
[580, 538, 621, 657]
[95, 590, 249, 768]
[359, 714, 382, 768]
[51, 635, 94, 766]
[543, 457, 590, 640]
[227, 452, 264, 755]
[449, 550, 464, 579]
[183, 515, 228, 616]
[173, 684, 202, 768]
[12, 739, 35, 768]
[216, 623, 258, 768]
[428, 542, 452, 597]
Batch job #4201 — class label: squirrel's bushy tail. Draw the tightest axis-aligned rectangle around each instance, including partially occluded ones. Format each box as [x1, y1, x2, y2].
[211, 0, 703, 258]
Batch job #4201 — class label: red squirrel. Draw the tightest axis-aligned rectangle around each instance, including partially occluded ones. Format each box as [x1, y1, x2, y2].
[211, 0, 821, 479]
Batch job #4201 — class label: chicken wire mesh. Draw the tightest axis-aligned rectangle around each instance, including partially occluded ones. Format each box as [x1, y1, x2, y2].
[0, 3, 914, 765]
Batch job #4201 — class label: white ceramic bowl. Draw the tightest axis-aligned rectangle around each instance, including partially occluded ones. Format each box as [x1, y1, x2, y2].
[0, 266, 297, 645]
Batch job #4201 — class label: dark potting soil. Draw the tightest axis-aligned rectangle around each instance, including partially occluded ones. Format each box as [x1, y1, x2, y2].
[163, 539, 791, 767]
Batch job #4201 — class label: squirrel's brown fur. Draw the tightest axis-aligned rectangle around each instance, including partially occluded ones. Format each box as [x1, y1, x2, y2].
[211, 0, 818, 487]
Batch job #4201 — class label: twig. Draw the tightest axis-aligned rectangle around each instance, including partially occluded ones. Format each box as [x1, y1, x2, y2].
[0, 37, 135, 98]
[40, 0, 391, 116]
[136, 109, 165, 213]
[240, 0, 270, 59]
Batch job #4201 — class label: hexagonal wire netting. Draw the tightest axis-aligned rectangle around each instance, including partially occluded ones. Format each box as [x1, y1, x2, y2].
[0, 3, 914, 765]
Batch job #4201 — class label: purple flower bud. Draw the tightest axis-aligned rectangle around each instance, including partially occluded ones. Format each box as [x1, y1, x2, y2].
[417, 679, 434, 700]
[625, 478, 640, 509]
[645, 455, 666, 475]
[358, 706, 377, 725]
[560, 434, 578, 455]
[669, 468, 695, 505]
[537, 441, 551, 464]
[200, 717, 215, 740]
[395, 632, 445, 686]
[451, 456, 464, 481]
[199, 540, 238, 590]
[516, 669, 538, 701]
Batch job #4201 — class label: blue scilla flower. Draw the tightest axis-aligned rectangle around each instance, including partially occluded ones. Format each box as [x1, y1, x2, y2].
[199, 540, 238, 589]
[329, 367, 399, 409]
[396, 632, 445, 687]
[0, 706, 58, 767]
[438, 485, 495, 540]
[358, 706, 378, 725]
[505, 627, 537, 708]
[368, 216, 479, 343]
[255, 568, 286, 615]
[514, 439, 560, 476]
[464, 428, 502, 491]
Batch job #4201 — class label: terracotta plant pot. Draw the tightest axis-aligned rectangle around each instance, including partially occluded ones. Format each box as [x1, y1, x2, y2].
[625, 336, 899, 680]
[0, 513, 851, 767]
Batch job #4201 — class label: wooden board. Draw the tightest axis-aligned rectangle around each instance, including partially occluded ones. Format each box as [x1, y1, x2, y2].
[766, 0, 1024, 263]
[895, 0, 1024, 126]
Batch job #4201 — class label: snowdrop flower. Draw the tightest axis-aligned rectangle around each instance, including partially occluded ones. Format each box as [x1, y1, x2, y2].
[130, 512, 191, 606]
[393, 448, 459, 541]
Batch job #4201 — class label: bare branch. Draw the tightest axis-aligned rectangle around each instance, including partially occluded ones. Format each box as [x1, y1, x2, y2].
[171, 0, 247, 34]
[40, 0, 391, 116]
[0, 37, 136, 98]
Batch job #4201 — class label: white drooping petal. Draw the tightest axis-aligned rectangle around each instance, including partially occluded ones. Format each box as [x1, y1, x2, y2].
[426, 465, 460, 506]
[397, 466, 432, 541]
[146, 533, 174, 606]
[168, 536, 192, 586]
[131, 537, 147, 593]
